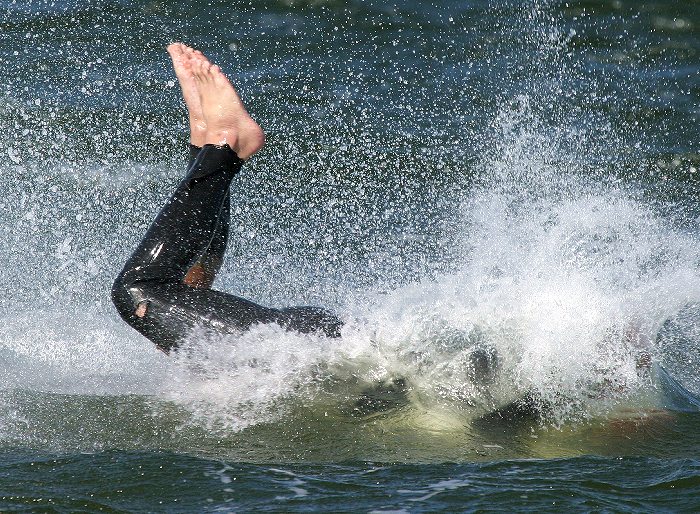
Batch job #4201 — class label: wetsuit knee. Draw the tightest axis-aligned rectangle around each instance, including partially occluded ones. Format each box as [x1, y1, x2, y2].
[111, 272, 137, 324]
[110, 274, 184, 353]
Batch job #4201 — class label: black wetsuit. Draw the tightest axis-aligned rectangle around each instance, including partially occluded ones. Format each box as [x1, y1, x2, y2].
[112, 144, 342, 353]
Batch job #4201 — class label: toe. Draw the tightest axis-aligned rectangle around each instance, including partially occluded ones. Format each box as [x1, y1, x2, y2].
[192, 60, 204, 80]
[212, 68, 230, 88]
[201, 61, 212, 79]
[168, 42, 184, 57]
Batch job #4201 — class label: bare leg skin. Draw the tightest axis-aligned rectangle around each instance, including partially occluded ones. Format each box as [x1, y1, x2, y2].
[183, 261, 216, 288]
[190, 52, 265, 159]
[167, 43, 207, 147]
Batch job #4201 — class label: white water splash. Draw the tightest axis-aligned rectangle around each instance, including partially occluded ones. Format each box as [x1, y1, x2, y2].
[0, 0, 698, 443]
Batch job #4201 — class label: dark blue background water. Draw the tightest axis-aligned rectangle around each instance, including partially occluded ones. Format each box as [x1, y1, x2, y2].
[1, 0, 699, 511]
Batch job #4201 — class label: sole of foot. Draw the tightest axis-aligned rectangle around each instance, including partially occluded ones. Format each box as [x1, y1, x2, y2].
[190, 54, 264, 159]
[167, 43, 207, 147]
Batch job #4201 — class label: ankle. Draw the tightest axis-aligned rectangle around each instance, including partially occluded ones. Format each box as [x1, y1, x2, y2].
[189, 118, 207, 147]
[204, 129, 236, 148]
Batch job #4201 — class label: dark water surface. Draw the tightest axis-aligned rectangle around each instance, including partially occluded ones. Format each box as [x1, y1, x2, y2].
[1, 0, 699, 511]
[2, 451, 700, 512]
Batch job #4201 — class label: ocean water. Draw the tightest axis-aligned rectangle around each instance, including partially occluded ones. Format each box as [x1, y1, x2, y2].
[1, 0, 699, 511]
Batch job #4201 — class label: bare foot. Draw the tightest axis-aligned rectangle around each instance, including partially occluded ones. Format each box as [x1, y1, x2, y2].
[167, 43, 207, 147]
[190, 54, 264, 159]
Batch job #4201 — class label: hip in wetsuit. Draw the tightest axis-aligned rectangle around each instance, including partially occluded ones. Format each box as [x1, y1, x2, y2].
[111, 144, 343, 353]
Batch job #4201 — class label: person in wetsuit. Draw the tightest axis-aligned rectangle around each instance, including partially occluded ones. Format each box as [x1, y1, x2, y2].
[111, 44, 342, 353]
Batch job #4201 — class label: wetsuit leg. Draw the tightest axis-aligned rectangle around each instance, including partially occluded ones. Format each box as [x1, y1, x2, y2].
[186, 144, 229, 282]
[111, 144, 342, 353]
